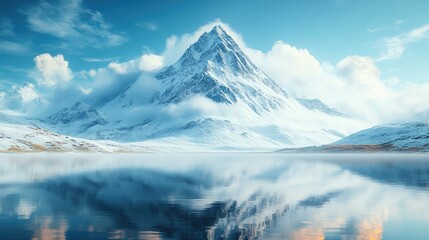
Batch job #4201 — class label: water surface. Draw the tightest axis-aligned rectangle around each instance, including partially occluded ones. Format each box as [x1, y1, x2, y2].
[0, 153, 428, 239]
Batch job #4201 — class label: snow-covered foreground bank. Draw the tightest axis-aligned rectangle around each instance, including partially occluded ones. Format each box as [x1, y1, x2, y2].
[0, 123, 154, 152]
[3, 121, 429, 153]
[0, 122, 280, 153]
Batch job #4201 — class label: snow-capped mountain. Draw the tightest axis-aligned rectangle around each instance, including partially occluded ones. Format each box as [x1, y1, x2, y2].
[56, 25, 363, 148]
[39, 25, 367, 149]
[1, 25, 368, 151]
[154, 26, 287, 111]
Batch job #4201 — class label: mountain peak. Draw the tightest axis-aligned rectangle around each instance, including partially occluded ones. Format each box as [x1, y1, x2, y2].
[181, 24, 241, 64]
[207, 25, 228, 38]
[157, 24, 254, 77]
[154, 24, 287, 107]
[212, 24, 224, 32]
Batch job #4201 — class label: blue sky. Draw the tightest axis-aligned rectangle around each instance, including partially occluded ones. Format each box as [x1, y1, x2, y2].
[1, 0, 429, 86]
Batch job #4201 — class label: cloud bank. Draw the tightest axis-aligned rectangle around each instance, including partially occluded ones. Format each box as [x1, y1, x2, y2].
[247, 40, 429, 123]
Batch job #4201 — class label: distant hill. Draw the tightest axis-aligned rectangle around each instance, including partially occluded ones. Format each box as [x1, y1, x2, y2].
[280, 122, 429, 152]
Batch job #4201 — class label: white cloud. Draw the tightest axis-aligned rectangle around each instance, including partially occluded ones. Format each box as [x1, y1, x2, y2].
[139, 54, 164, 71]
[80, 54, 164, 109]
[0, 18, 14, 36]
[32, 53, 73, 87]
[0, 91, 6, 107]
[121, 74, 162, 106]
[365, 20, 403, 33]
[83, 57, 117, 63]
[18, 83, 39, 102]
[336, 56, 385, 94]
[0, 40, 29, 54]
[378, 23, 429, 61]
[106, 62, 129, 74]
[241, 39, 429, 123]
[395, 20, 403, 26]
[366, 26, 388, 33]
[246, 41, 332, 97]
[107, 54, 164, 74]
[334, 56, 400, 122]
[80, 66, 143, 108]
[22, 0, 125, 49]
[136, 22, 158, 31]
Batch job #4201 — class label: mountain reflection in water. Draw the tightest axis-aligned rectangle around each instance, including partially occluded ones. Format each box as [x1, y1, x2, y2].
[0, 153, 428, 240]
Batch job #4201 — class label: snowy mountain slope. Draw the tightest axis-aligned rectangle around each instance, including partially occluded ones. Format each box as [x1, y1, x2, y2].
[144, 118, 285, 150]
[58, 117, 283, 150]
[281, 122, 429, 152]
[84, 72, 140, 109]
[332, 122, 429, 151]
[0, 110, 28, 125]
[43, 102, 108, 135]
[296, 98, 347, 117]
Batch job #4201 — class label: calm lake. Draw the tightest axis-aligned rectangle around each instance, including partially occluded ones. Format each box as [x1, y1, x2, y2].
[0, 153, 428, 239]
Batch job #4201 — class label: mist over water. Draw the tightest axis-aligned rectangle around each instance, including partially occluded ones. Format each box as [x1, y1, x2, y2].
[0, 153, 428, 239]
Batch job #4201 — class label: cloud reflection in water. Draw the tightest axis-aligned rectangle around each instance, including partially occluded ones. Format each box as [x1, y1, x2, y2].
[0, 154, 428, 239]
